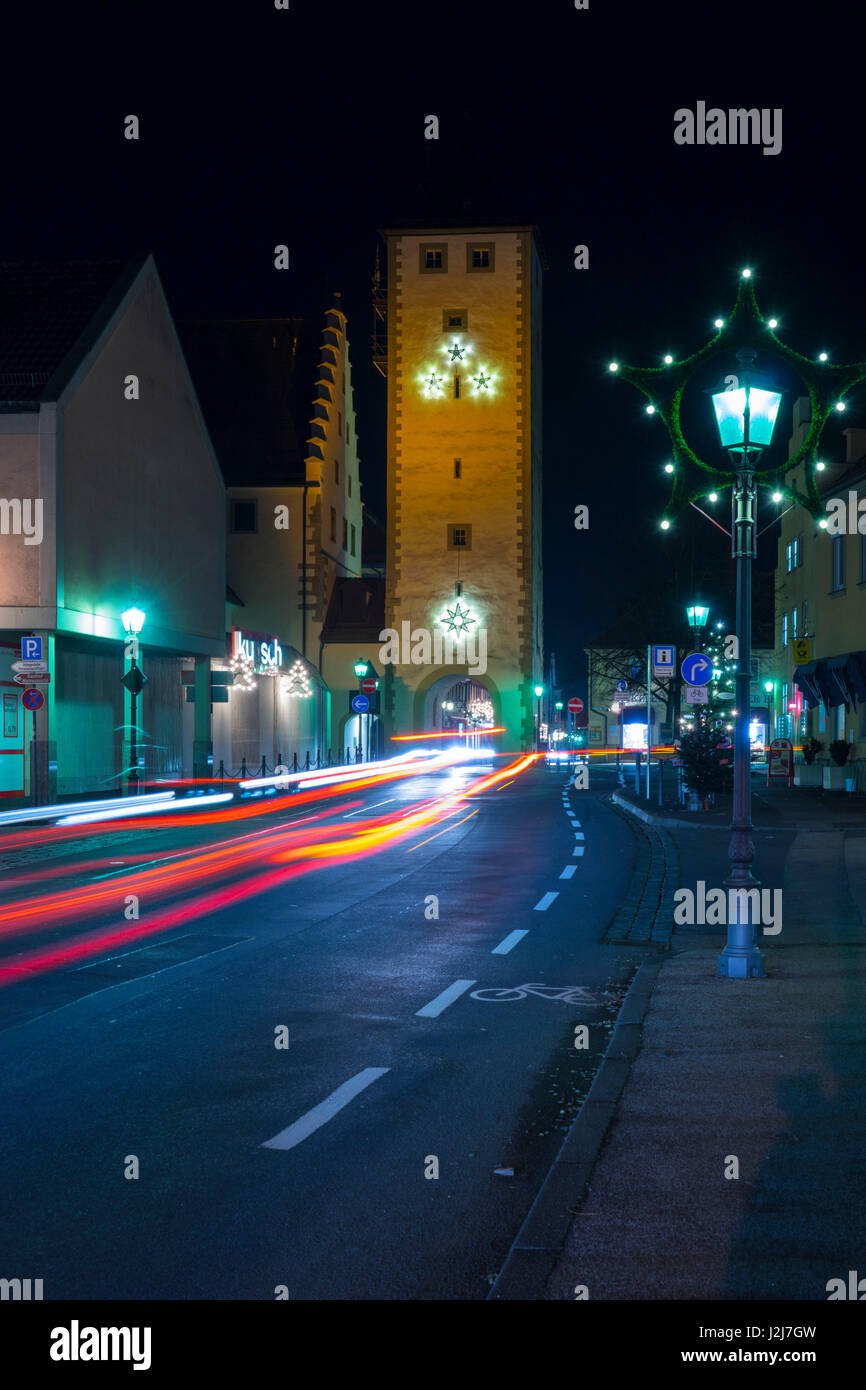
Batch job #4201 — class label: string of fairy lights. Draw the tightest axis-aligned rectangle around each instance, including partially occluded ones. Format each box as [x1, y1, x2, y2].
[228, 653, 313, 697]
[607, 269, 866, 527]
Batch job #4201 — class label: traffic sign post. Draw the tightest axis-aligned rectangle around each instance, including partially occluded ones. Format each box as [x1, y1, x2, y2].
[567, 697, 584, 714]
[614, 679, 628, 694]
[361, 676, 377, 694]
[685, 686, 708, 705]
[13, 672, 50, 684]
[22, 688, 44, 712]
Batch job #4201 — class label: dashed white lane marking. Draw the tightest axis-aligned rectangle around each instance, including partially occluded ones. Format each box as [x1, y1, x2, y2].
[416, 979, 477, 1018]
[343, 798, 395, 818]
[262, 1068, 390, 1151]
[559, 865, 577, 879]
[491, 929, 529, 955]
[573, 845, 585, 856]
[534, 892, 559, 911]
[574, 831, 585, 840]
[571, 819, 581, 827]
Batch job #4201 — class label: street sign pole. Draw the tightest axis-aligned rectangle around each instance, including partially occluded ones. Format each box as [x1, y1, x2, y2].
[646, 644, 651, 799]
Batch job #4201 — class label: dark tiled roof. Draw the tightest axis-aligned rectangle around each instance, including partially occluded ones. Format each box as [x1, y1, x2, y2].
[0, 256, 147, 407]
[362, 507, 386, 570]
[179, 318, 319, 486]
[321, 578, 386, 642]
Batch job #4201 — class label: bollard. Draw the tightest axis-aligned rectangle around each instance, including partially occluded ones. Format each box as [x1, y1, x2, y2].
[240, 757, 248, 779]
[260, 756, 266, 778]
[328, 748, 332, 767]
[658, 758, 664, 807]
[305, 751, 310, 769]
[293, 752, 299, 772]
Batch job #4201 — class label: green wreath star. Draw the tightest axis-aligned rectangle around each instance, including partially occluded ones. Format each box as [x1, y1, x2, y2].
[608, 271, 866, 525]
[449, 343, 466, 361]
[440, 602, 476, 634]
[472, 371, 491, 391]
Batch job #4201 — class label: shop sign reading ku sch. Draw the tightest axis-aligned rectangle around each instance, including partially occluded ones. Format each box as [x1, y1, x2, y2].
[232, 628, 283, 671]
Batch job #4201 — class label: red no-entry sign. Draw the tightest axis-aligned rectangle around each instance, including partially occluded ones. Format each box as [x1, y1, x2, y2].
[361, 676, 377, 693]
[567, 697, 584, 714]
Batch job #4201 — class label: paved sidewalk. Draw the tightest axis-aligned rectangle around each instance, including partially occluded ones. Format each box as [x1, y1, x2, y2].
[542, 803, 866, 1301]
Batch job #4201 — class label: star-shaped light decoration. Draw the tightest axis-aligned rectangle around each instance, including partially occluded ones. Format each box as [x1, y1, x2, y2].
[608, 270, 866, 525]
[439, 601, 476, 635]
[448, 342, 466, 361]
[423, 371, 444, 396]
[472, 371, 492, 391]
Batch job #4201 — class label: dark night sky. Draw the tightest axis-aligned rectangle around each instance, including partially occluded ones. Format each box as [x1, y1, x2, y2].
[4, 0, 864, 697]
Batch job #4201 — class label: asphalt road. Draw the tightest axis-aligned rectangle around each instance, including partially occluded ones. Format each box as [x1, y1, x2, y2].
[0, 757, 646, 1299]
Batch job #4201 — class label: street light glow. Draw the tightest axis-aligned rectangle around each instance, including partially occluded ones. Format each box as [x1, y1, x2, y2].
[121, 607, 146, 636]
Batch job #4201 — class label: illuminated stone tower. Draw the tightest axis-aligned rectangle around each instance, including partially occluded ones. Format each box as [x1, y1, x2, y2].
[378, 222, 543, 749]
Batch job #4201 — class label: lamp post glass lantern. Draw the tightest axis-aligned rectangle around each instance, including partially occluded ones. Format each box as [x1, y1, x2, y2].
[686, 603, 710, 652]
[710, 351, 782, 978]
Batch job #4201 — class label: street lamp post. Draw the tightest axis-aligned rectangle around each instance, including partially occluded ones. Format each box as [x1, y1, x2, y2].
[120, 608, 146, 795]
[354, 658, 369, 761]
[534, 685, 544, 752]
[710, 351, 782, 978]
[764, 680, 776, 743]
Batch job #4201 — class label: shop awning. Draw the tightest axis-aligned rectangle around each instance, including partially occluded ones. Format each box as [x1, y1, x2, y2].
[793, 651, 866, 710]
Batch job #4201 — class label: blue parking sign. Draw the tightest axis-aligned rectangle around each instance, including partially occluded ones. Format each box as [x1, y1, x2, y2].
[22, 636, 43, 661]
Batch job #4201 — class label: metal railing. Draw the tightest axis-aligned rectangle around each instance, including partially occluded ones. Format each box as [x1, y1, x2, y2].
[215, 747, 371, 781]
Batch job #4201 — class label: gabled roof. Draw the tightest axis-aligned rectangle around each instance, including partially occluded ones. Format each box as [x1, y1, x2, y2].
[0, 255, 149, 409]
[321, 577, 386, 642]
[179, 318, 319, 486]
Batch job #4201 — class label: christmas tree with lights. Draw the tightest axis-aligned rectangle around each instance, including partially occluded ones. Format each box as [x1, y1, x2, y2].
[678, 706, 732, 798]
[701, 625, 739, 733]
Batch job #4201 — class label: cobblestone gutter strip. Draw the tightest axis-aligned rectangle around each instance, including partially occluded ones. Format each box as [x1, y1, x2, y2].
[487, 952, 666, 1300]
[605, 797, 679, 945]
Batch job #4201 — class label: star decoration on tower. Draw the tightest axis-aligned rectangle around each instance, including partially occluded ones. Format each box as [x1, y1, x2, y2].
[448, 342, 466, 361]
[439, 602, 476, 635]
[472, 371, 491, 391]
[608, 271, 866, 524]
[424, 372, 444, 395]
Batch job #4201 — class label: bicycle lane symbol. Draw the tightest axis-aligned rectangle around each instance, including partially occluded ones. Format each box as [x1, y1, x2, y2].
[469, 983, 600, 1004]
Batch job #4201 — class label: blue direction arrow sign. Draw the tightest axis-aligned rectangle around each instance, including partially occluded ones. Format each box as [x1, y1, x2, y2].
[614, 679, 628, 693]
[351, 693, 370, 714]
[681, 651, 713, 686]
